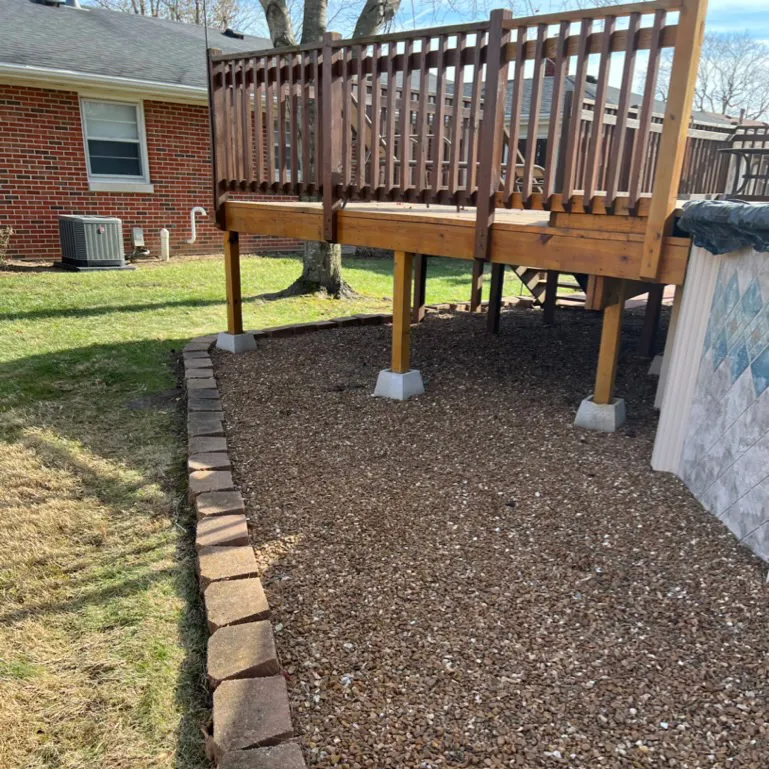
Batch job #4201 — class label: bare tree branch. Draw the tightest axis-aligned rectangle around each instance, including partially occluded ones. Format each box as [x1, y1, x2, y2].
[658, 32, 769, 121]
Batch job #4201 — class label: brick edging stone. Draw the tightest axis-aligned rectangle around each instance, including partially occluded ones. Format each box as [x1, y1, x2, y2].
[184, 314, 397, 767]
[184, 303, 536, 765]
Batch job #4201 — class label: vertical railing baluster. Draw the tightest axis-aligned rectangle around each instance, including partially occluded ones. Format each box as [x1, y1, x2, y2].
[290, 52, 299, 190]
[583, 16, 616, 209]
[543, 20, 569, 204]
[415, 36, 430, 195]
[385, 42, 397, 195]
[605, 12, 641, 209]
[342, 46, 352, 194]
[399, 38, 414, 195]
[265, 56, 275, 188]
[312, 49, 321, 191]
[504, 25, 527, 206]
[371, 42, 382, 196]
[522, 23, 547, 206]
[466, 30, 484, 201]
[241, 60, 253, 190]
[253, 57, 264, 189]
[355, 44, 366, 193]
[278, 55, 287, 189]
[561, 17, 593, 209]
[432, 34, 448, 200]
[300, 52, 310, 192]
[628, 9, 665, 210]
[448, 32, 466, 202]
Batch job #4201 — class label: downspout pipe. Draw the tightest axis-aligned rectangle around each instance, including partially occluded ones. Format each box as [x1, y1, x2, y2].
[187, 206, 207, 244]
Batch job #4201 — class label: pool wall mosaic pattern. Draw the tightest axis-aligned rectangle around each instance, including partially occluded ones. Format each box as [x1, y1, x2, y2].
[680, 247, 769, 561]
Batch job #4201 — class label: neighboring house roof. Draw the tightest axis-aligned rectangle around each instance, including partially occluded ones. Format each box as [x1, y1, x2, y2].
[490, 76, 735, 128]
[0, 0, 270, 97]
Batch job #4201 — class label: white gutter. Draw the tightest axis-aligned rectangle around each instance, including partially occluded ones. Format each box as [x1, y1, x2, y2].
[0, 62, 208, 104]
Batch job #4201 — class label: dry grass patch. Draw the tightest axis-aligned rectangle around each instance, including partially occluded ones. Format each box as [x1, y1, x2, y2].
[0, 253, 494, 768]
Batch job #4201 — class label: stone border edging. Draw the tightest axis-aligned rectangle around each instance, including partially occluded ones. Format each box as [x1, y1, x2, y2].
[183, 302, 535, 766]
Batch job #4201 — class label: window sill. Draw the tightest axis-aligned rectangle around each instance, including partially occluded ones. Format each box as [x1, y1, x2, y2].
[88, 181, 155, 194]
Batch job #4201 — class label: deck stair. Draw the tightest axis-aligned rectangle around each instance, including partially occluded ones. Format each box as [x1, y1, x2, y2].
[511, 267, 588, 307]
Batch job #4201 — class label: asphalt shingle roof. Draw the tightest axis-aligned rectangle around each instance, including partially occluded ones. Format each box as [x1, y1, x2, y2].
[0, 0, 271, 88]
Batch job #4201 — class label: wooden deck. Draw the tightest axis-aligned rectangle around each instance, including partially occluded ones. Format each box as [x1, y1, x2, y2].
[210, 0, 710, 420]
[224, 200, 692, 285]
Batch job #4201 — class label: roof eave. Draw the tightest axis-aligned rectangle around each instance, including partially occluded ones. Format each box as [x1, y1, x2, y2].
[0, 62, 208, 104]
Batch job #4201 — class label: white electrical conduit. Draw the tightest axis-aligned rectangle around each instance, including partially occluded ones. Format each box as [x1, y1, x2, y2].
[187, 206, 207, 244]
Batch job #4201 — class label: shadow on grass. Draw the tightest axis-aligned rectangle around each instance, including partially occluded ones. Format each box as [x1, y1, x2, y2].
[0, 337, 210, 768]
[0, 295, 264, 323]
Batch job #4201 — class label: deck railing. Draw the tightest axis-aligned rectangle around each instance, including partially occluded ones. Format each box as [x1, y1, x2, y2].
[208, 0, 707, 276]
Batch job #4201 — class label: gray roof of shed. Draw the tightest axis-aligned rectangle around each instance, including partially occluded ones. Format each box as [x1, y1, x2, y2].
[0, 0, 271, 88]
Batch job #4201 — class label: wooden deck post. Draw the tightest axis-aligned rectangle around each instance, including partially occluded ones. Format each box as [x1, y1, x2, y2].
[392, 250, 414, 374]
[641, 0, 707, 279]
[412, 254, 428, 323]
[469, 260, 484, 312]
[543, 270, 559, 325]
[639, 283, 665, 357]
[487, 263, 505, 333]
[472, 8, 511, 262]
[223, 231, 244, 335]
[593, 279, 628, 405]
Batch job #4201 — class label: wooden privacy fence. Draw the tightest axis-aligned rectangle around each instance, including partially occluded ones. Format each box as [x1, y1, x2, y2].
[208, 0, 707, 277]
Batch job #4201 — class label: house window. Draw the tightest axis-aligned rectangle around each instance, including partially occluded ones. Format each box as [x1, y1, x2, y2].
[80, 99, 150, 183]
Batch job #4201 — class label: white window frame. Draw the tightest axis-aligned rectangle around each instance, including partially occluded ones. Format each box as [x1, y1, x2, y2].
[79, 97, 153, 192]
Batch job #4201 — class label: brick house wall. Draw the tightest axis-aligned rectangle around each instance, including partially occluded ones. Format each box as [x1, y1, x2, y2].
[0, 83, 300, 260]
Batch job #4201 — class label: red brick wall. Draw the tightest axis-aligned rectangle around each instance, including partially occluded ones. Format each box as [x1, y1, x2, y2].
[0, 84, 300, 260]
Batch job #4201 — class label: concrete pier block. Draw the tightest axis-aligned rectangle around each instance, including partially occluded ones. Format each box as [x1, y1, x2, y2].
[217, 332, 257, 354]
[373, 369, 425, 401]
[574, 395, 627, 432]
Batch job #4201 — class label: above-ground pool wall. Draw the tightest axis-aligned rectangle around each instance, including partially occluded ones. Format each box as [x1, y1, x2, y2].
[653, 244, 769, 561]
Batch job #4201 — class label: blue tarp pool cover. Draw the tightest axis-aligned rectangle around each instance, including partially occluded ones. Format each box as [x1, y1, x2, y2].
[678, 201, 769, 255]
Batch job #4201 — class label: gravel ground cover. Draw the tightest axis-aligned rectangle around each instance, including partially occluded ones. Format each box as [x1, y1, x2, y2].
[214, 307, 769, 769]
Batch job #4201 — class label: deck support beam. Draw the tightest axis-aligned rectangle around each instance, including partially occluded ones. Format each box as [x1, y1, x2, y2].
[594, 279, 628, 405]
[224, 231, 243, 335]
[543, 270, 559, 325]
[470, 260, 484, 312]
[574, 278, 628, 431]
[217, 230, 257, 353]
[639, 283, 664, 357]
[412, 254, 428, 323]
[392, 250, 414, 374]
[374, 250, 424, 400]
[487, 263, 505, 333]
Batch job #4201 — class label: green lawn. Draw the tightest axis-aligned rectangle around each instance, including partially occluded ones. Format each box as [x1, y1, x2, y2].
[0, 253, 513, 769]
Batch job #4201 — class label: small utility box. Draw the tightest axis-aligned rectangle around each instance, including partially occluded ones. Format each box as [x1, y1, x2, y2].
[57, 215, 133, 271]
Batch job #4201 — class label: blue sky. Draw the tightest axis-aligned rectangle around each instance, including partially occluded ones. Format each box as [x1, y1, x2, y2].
[706, 0, 769, 38]
[385, 0, 769, 40]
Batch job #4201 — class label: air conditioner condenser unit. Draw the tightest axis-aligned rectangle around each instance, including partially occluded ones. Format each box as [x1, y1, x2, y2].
[57, 215, 133, 271]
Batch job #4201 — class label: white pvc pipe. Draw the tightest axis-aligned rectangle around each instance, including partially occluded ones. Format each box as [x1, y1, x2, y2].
[187, 206, 207, 244]
[160, 228, 170, 261]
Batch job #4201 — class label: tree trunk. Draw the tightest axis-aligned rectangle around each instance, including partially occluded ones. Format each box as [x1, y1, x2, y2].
[284, 241, 354, 297]
[265, 0, 402, 299]
[353, 0, 402, 38]
[259, 0, 296, 46]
